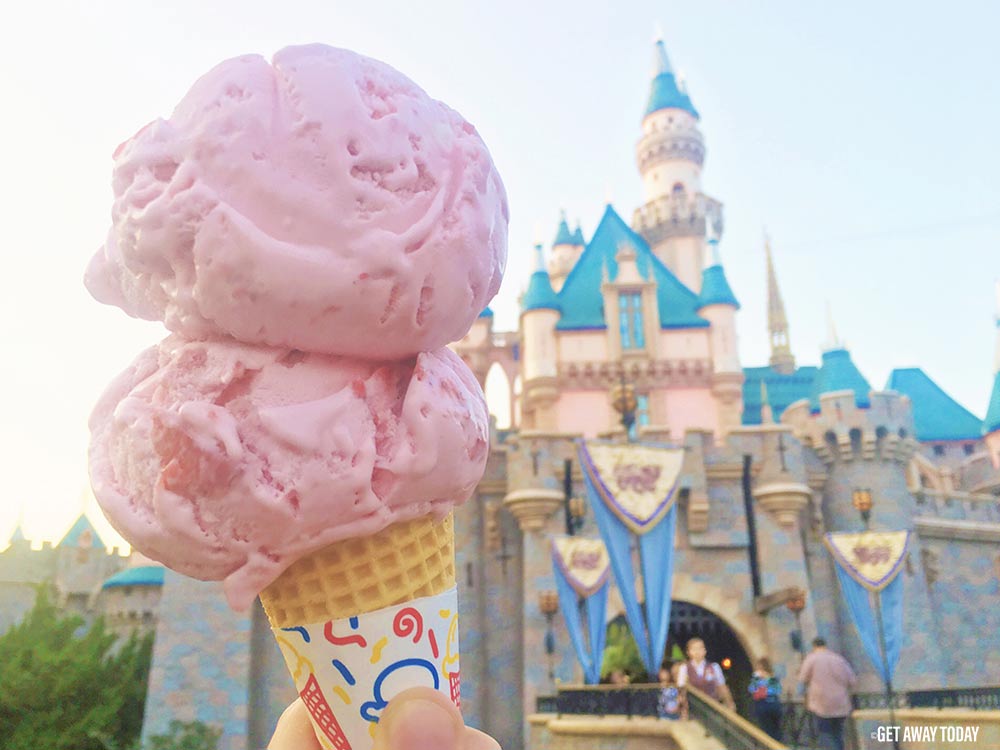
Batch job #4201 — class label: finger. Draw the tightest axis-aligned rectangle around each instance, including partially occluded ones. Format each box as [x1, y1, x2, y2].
[373, 687, 464, 750]
[268, 698, 323, 750]
[462, 727, 501, 750]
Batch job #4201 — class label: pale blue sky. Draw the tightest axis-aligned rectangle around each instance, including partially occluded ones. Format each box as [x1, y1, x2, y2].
[1, 0, 998, 546]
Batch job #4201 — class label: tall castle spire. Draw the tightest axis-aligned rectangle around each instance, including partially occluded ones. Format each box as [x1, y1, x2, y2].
[765, 234, 795, 374]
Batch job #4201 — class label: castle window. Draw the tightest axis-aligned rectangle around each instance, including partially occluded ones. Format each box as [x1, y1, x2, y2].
[933, 445, 945, 457]
[628, 394, 651, 441]
[619, 292, 645, 350]
[672, 182, 685, 195]
[963, 443, 975, 456]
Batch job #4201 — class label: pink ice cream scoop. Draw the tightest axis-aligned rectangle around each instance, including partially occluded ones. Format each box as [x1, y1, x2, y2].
[85, 44, 508, 359]
[88, 337, 489, 609]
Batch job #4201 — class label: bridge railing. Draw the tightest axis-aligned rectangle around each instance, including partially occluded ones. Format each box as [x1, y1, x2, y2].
[686, 684, 788, 750]
[853, 685, 1000, 710]
[534, 684, 788, 750]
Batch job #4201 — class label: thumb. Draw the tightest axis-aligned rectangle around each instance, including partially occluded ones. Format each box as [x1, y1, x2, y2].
[373, 687, 499, 750]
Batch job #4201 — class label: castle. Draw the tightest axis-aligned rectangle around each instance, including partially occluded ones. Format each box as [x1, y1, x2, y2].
[4, 35, 1000, 750]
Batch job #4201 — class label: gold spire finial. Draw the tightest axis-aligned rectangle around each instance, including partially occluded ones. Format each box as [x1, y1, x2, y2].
[765, 232, 796, 374]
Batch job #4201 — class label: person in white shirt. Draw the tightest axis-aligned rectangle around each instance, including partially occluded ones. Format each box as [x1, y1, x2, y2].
[676, 637, 736, 710]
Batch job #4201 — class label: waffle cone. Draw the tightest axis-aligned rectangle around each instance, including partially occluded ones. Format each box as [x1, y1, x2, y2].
[260, 513, 455, 628]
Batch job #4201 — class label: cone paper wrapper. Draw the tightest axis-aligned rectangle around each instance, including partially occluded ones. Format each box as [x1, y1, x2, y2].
[272, 586, 461, 750]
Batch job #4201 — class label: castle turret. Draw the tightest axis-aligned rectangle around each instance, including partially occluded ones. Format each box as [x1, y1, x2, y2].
[548, 212, 585, 292]
[632, 35, 722, 293]
[781, 340, 946, 691]
[984, 282, 1000, 467]
[520, 244, 561, 430]
[766, 236, 796, 374]
[696, 236, 743, 435]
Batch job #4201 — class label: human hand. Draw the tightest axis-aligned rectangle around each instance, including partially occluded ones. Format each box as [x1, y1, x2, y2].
[269, 687, 500, 750]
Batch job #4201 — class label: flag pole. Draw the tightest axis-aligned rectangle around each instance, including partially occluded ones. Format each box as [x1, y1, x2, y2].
[872, 590, 899, 750]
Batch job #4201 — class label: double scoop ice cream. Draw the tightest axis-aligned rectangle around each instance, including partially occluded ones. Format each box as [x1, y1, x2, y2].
[86, 44, 507, 749]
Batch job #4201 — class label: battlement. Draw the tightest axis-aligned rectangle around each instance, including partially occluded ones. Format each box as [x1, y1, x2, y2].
[631, 192, 723, 244]
[781, 390, 919, 465]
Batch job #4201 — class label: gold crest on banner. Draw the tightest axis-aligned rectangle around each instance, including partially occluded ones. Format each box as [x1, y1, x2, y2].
[578, 441, 685, 535]
[552, 537, 611, 598]
[824, 530, 911, 592]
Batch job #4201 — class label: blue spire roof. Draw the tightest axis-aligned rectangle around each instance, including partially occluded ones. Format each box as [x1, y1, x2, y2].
[554, 213, 575, 246]
[58, 514, 105, 549]
[742, 366, 820, 424]
[102, 565, 165, 590]
[885, 368, 983, 441]
[572, 224, 585, 245]
[697, 242, 740, 309]
[810, 348, 872, 411]
[522, 246, 561, 312]
[478, 306, 494, 318]
[555, 205, 708, 330]
[8, 524, 26, 545]
[984, 371, 1000, 435]
[645, 39, 699, 119]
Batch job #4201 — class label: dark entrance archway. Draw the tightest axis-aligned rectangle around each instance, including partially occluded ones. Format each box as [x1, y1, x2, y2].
[667, 599, 754, 718]
[603, 599, 756, 718]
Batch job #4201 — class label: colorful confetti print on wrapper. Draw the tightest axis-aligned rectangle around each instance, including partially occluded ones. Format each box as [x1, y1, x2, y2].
[260, 512, 460, 750]
[274, 590, 460, 749]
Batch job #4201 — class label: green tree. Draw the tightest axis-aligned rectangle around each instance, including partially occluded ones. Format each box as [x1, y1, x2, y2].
[600, 622, 647, 683]
[0, 585, 153, 750]
[146, 720, 221, 750]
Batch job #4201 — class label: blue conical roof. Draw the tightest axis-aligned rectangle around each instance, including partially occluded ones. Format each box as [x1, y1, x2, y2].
[554, 214, 575, 246]
[984, 371, 1000, 435]
[810, 348, 872, 411]
[8, 524, 26, 545]
[522, 254, 561, 313]
[697, 242, 739, 309]
[478, 306, 494, 318]
[645, 40, 699, 119]
[58, 514, 105, 549]
[572, 224, 585, 246]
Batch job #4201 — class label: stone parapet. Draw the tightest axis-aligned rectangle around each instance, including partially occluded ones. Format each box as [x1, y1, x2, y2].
[631, 192, 723, 244]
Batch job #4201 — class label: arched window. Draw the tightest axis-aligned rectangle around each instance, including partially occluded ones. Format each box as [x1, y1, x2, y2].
[485, 362, 511, 430]
[672, 182, 686, 195]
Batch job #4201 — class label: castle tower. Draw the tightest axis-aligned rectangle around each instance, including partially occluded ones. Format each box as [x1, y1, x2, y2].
[695, 236, 744, 435]
[520, 244, 561, 430]
[766, 236, 796, 374]
[781, 343, 947, 691]
[632, 35, 722, 293]
[547, 212, 585, 292]
[985, 282, 1000, 467]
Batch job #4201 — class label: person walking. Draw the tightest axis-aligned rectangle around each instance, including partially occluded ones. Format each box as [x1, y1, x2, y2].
[676, 637, 736, 710]
[798, 637, 857, 750]
[748, 658, 783, 741]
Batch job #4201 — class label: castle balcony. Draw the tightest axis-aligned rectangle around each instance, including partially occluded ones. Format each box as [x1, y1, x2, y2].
[636, 128, 705, 171]
[912, 488, 1000, 525]
[911, 488, 1000, 546]
[955, 450, 1000, 495]
[631, 192, 723, 244]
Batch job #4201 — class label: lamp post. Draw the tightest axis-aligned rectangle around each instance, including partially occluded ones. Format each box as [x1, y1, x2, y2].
[785, 589, 807, 666]
[852, 488, 873, 530]
[609, 364, 638, 441]
[538, 590, 560, 689]
[563, 459, 586, 536]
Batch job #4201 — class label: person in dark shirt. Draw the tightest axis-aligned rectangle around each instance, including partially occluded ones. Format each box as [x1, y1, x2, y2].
[748, 657, 783, 741]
